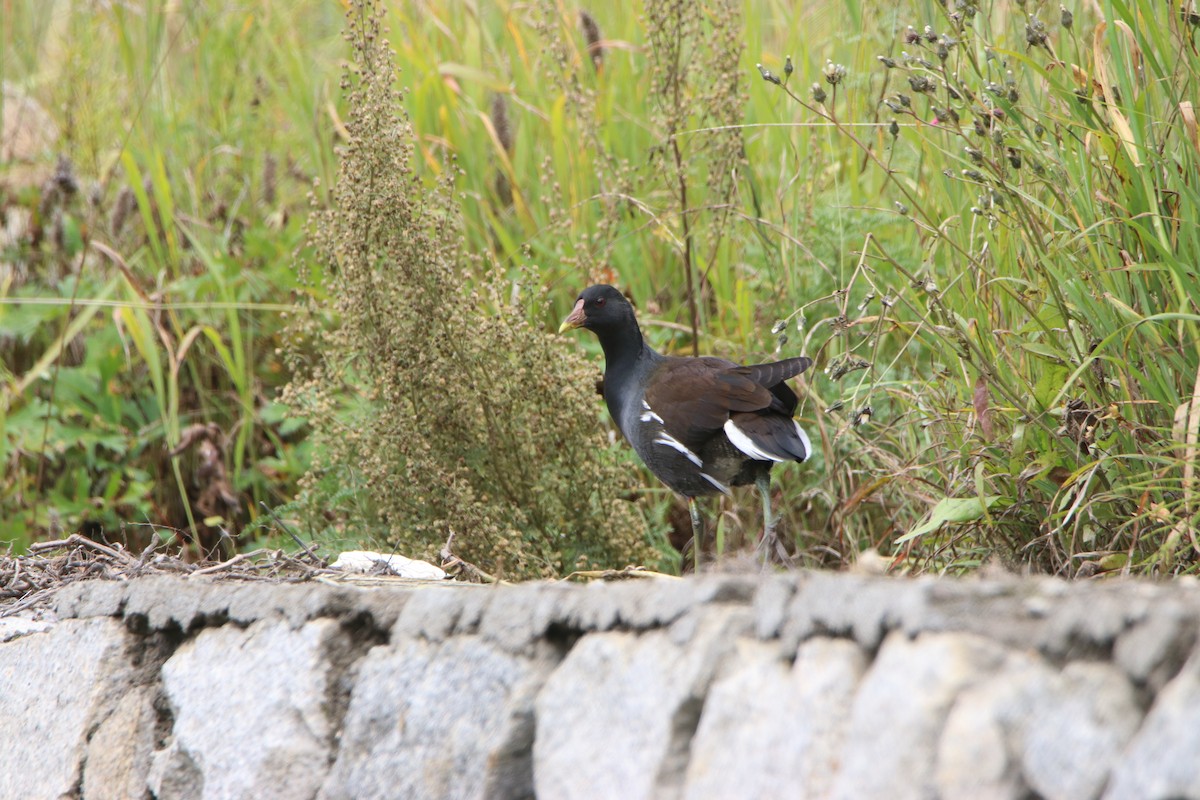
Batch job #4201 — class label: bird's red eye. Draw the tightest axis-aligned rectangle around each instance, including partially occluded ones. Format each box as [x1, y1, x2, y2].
[595, 297, 606, 307]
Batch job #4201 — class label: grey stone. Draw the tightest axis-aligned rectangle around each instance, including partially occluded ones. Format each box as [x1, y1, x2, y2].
[684, 636, 867, 800]
[1113, 605, 1197, 692]
[937, 655, 1142, 800]
[12, 570, 1200, 800]
[539, 576, 755, 635]
[480, 583, 550, 653]
[451, 582, 493, 635]
[1035, 584, 1150, 660]
[392, 581, 470, 640]
[122, 576, 209, 631]
[149, 618, 341, 800]
[1105, 648, 1200, 800]
[534, 607, 748, 800]
[53, 578, 129, 619]
[780, 572, 934, 652]
[320, 634, 557, 800]
[916, 579, 1047, 644]
[0, 619, 134, 800]
[211, 580, 330, 626]
[96, 576, 372, 633]
[937, 650, 1054, 800]
[82, 686, 157, 800]
[751, 574, 796, 639]
[829, 631, 1006, 800]
[1019, 662, 1141, 800]
[0, 611, 55, 642]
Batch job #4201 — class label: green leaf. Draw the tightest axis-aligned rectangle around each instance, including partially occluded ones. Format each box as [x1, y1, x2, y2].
[1018, 342, 1068, 362]
[898, 495, 1004, 543]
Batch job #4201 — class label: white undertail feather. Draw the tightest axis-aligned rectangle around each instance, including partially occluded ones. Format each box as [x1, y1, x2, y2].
[723, 419, 787, 462]
[653, 432, 703, 467]
[794, 420, 813, 462]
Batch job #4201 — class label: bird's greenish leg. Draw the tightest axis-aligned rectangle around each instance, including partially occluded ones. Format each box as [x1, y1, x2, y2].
[688, 497, 703, 572]
[756, 473, 777, 567]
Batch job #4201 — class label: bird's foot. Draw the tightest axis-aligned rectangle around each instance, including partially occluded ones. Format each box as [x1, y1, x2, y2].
[756, 525, 793, 570]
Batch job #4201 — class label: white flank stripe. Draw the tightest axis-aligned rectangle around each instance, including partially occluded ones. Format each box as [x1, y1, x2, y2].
[639, 400, 663, 423]
[700, 472, 732, 495]
[794, 420, 813, 462]
[723, 419, 786, 462]
[653, 433, 702, 467]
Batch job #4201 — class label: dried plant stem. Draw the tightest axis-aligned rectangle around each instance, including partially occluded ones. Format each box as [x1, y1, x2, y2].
[672, 135, 700, 356]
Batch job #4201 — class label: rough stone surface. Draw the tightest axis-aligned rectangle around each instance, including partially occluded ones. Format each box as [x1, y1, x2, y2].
[149, 618, 343, 800]
[534, 607, 749, 800]
[321, 635, 555, 800]
[0, 611, 55, 642]
[937, 654, 1142, 800]
[779, 571, 934, 652]
[1113, 604, 1198, 692]
[82, 686, 158, 800]
[4, 572, 1200, 800]
[1019, 662, 1141, 800]
[830, 631, 1006, 800]
[683, 636, 867, 800]
[1105, 643, 1200, 800]
[0, 618, 133, 800]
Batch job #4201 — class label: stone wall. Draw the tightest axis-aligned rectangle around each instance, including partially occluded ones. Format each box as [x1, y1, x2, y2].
[2, 573, 1200, 799]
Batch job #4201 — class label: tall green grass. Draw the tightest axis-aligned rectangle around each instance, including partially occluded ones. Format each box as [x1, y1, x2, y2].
[371, 0, 1200, 573]
[3, 0, 1197, 575]
[1, 1, 342, 552]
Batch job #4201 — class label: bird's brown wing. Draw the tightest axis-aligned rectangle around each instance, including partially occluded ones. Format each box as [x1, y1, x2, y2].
[643, 357, 782, 450]
[740, 356, 813, 389]
[739, 356, 812, 415]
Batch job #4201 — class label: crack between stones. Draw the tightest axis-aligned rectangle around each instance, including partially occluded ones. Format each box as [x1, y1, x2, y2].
[321, 608, 392, 770]
[74, 616, 189, 800]
[654, 690, 708, 798]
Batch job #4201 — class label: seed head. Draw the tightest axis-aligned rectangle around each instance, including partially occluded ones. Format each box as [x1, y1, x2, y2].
[823, 60, 847, 86]
[908, 75, 935, 93]
[1026, 18, 1049, 47]
[756, 64, 782, 86]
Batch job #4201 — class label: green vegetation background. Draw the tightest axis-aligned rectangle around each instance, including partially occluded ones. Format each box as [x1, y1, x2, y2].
[2, 0, 1198, 578]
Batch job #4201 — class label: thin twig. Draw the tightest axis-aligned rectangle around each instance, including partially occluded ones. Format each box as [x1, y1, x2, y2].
[560, 566, 680, 582]
[440, 529, 505, 584]
[28, 534, 135, 564]
[260, 502, 326, 566]
[189, 549, 272, 577]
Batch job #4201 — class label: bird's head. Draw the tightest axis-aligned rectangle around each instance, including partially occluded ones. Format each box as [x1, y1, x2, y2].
[558, 284, 636, 336]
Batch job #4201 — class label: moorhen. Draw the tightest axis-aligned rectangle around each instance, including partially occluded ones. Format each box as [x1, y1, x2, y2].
[560, 284, 813, 562]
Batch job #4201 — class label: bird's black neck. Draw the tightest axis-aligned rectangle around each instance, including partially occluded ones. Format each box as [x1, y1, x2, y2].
[595, 320, 653, 381]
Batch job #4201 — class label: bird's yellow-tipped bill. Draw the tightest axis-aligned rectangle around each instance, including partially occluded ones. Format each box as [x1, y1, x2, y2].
[558, 298, 586, 333]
